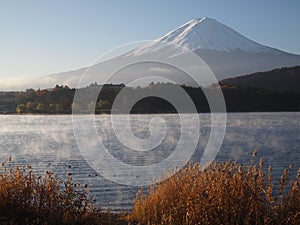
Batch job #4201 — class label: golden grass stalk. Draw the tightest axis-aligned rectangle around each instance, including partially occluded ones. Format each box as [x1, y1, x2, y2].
[131, 155, 300, 225]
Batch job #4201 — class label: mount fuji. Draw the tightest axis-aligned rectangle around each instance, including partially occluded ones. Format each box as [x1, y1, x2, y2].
[20, 17, 300, 89]
[159, 17, 279, 53]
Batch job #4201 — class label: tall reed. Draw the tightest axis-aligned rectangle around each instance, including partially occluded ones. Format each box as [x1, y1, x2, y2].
[0, 159, 126, 225]
[131, 156, 300, 225]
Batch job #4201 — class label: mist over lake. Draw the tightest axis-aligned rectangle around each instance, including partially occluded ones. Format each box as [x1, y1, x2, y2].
[0, 112, 299, 211]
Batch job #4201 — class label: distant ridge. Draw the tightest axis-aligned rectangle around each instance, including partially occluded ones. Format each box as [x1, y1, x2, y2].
[220, 66, 300, 93]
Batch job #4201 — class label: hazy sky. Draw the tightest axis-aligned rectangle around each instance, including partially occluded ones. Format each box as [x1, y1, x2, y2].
[0, 0, 300, 80]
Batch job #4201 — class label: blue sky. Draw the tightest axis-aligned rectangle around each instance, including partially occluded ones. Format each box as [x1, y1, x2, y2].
[0, 0, 300, 80]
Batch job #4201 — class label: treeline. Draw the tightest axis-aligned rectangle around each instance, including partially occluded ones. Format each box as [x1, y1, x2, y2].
[221, 85, 300, 112]
[16, 85, 76, 114]
[0, 91, 20, 112]
[1, 82, 299, 114]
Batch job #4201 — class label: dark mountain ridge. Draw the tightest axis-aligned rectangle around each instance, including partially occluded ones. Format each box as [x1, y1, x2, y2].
[220, 66, 300, 93]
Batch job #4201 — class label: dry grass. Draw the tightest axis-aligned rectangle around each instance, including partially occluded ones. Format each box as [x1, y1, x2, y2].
[131, 156, 300, 225]
[0, 158, 127, 225]
[1, 155, 299, 225]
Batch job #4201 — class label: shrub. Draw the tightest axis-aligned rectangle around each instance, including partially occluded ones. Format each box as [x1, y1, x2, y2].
[0, 159, 126, 225]
[131, 158, 300, 225]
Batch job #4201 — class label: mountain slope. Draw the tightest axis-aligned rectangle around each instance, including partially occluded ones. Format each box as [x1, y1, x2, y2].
[220, 66, 300, 93]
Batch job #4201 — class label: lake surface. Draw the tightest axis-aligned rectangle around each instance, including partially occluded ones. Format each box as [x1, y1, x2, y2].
[0, 112, 299, 211]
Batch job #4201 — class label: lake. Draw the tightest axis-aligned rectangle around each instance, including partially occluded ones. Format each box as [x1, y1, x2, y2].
[0, 112, 299, 211]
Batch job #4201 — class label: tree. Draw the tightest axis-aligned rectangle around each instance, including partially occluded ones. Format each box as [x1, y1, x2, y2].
[97, 99, 111, 109]
[87, 101, 96, 111]
[71, 103, 81, 111]
[36, 103, 47, 113]
[55, 104, 64, 113]
[25, 102, 37, 113]
[16, 104, 26, 113]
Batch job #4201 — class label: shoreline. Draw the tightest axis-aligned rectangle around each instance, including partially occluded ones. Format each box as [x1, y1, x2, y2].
[1, 110, 300, 116]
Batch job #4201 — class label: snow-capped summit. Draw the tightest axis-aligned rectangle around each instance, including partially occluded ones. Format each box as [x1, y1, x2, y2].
[6, 17, 300, 90]
[126, 17, 300, 81]
[158, 17, 277, 53]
